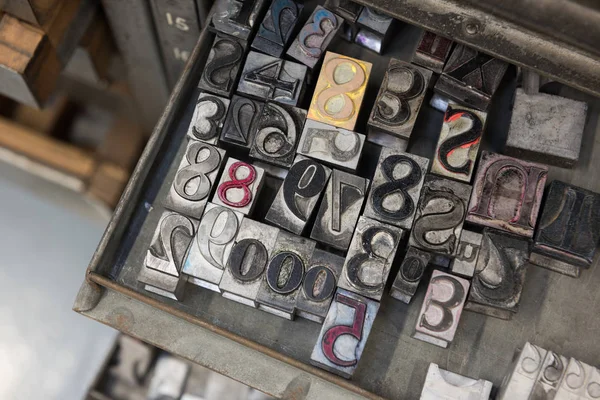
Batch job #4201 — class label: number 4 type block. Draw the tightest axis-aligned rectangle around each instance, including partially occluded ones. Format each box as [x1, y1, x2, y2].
[310, 288, 379, 379]
[211, 158, 265, 216]
[420, 363, 492, 400]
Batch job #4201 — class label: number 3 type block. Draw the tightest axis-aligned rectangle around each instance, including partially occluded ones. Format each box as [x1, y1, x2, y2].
[187, 92, 230, 145]
[310, 288, 379, 378]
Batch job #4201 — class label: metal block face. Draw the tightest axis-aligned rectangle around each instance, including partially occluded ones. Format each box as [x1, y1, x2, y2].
[338, 216, 403, 301]
[408, 175, 471, 256]
[211, 158, 265, 216]
[256, 230, 316, 319]
[310, 288, 379, 378]
[412, 31, 454, 74]
[496, 343, 549, 400]
[466, 151, 548, 238]
[211, 0, 267, 40]
[450, 230, 483, 278]
[434, 44, 509, 111]
[265, 155, 332, 235]
[413, 270, 470, 348]
[367, 59, 432, 140]
[187, 93, 230, 145]
[354, 29, 383, 54]
[506, 89, 588, 168]
[530, 351, 569, 400]
[431, 101, 487, 183]
[325, 0, 363, 23]
[297, 119, 366, 171]
[555, 359, 599, 400]
[296, 249, 345, 323]
[182, 203, 244, 292]
[465, 229, 530, 319]
[420, 363, 492, 400]
[221, 95, 264, 149]
[164, 141, 226, 219]
[251, 0, 304, 58]
[286, 6, 343, 69]
[219, 219, 280, 307]
[198, 34, 246, 98]
[310, 169, 369, 250]
[356, 7, 393, 36]
[307, 52, 372, 131]
[249, 102, 307, 168]
[363, 148, 429, 230]
[390, 247, 432, 304]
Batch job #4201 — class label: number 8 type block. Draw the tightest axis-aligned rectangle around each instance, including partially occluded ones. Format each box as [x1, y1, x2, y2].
[307, 51, 372, 131]
[211, 157, 265, 216]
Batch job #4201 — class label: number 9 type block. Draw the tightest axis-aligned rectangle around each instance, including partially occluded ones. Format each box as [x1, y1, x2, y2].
[420, 363, 492, 400]
[211, 157, 265, 216]
[251, 0, 304, 58]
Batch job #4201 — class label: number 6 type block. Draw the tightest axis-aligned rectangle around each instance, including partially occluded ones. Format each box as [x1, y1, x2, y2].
[310, 288, 379, 379]
[211, 158, 265, 216]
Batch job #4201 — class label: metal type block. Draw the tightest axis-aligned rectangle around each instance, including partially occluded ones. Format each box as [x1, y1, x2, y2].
[340, 23, 358, 43]
[307, 51, 372, 131]
[297, 119, 366, 171]
[210, 0, 267, 40]
[430, 93, 450, 113]
[412, 31, 453, 74]
[251, 0, 304, 58]
[413, 270, 470, 348]
[363, 148, 429, 230]
[465, 229, 530, 319]
[366, 129, 409, 152]
[249, 101, 306, 168]
[220, 95, 264, 149]
[286, 6, 343, 70]
[354, 28, 383, 54]
[390, 246, 432, 304]
[238, 51, 307, 107]
[310, 169, 369, 250]
[137, 211, 199, 301]
[497, 343, 549, 400]
[529, 351, 569, 400]
[420, 363, 493, 400]
[450, 230, 483, 278]
[187, 93, 230, 145]
[182, 203, 244, 292]
[431, 101, 487, 183]
[466, 151, 548, 238]
[555, 358, 600, 400]
[219, 219, 280, 307]
[434, 44, 509, 111]
[211, 157, 265, 216]
[198, 34, 247, 98]
[310, 288, 379, 379]
[505, 88, 588, 168]
[356, 6, 393, 37]
[324, 0, 363, 23]
[431, 255, 451, 269]
[338, 216, 403, 301]
[163, 140, 225, 219]
[296, 249, 345, 323]
[147, 355, 190, 400]
[367, 59, 432, 140]
[265, 155, 331, 235]
[256, 230, 316, 319]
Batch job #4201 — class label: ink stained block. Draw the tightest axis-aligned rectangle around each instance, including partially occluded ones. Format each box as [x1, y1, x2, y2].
[187, 93, 230, 145]
[412, 31, 453, 74]
[212, 157, 265, 216]
[198, 34, 247, 98]
[252, 0, 304, 58]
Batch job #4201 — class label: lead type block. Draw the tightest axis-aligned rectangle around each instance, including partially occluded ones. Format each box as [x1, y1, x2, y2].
[420, 363, 493, 400]
[412, 31, 454, 74]
[354, 28, 385, 54]
[198, 34, 247, 98]
[529, 351, 569, 400]
[467, 151, 548, 238]
[210, 0, 267, 40]
[211, 158, 265, 216]
[252, 0, 304, 58]
[390, 247, 432, 304]
[324, 0, 363, 23]
[450, 230, 483, 278]
[338, 216, 403, 301]
[187, 93, 230, 145]
[356, 6, 393, 38]
[220, 95, 264, 149]
[310, 288, 379, 378]
[555, 358, 600, 400]
[363, 148, 429, 230]
[497, 343, 549, 400]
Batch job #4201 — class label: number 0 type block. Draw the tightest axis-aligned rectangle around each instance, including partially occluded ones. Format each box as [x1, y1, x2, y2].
[420, 363, 492, 400]
[310, 288, 379, 379]
[187, 93, 230, 145]
[212, 158, 265, 216]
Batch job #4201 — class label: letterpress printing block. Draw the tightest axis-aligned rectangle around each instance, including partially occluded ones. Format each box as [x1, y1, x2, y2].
[505, 88, 588, 168]
[138, 211, 199, 300]
[497, 343, 549, 400]
[187, 93, 230, 145]
[413, 270, 470, 348]
[220, 95, 264, 149]
[182, 203, 243, 292]
[420, 363, 493, 400]
[465, 229, 530, 319]
[434, 44, 509, 111]
[467, 151, 548, 238]
[364, 148, 429, 230]
[198, 34, 247, 98]
[164, 140, 225, 219]
[252, 0, 304, 58]
[367, 59, 432, 140]
[325, 0, 363, 23]
[310, 170, 369, 250]
[219, 219, 279, 307]
[450, 230, 482, 278]
[307, 52, 372, 131]
[265, 155, 331, 235]
[297, 119, 365, 171]
[354, 28, 384, 54]
[296, 249, 344, 323]
[338, 216, 403, 301]
[211, 0, 267, 40]
[249, 101, 306, 168]
[356, 7, 393, 37]
[256, 230, 316, 319]
[211, 158, 265, 216]
[412, 31, 453, 74]
[390, 247, 432, 304]
[529, 351, 569, 399]
[555, 359, 600, 400]
[431, 101, 487, 183]
[286, 6, 343, 70]
[430, 93, 451, 113]
[310, 288, 379, 378]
